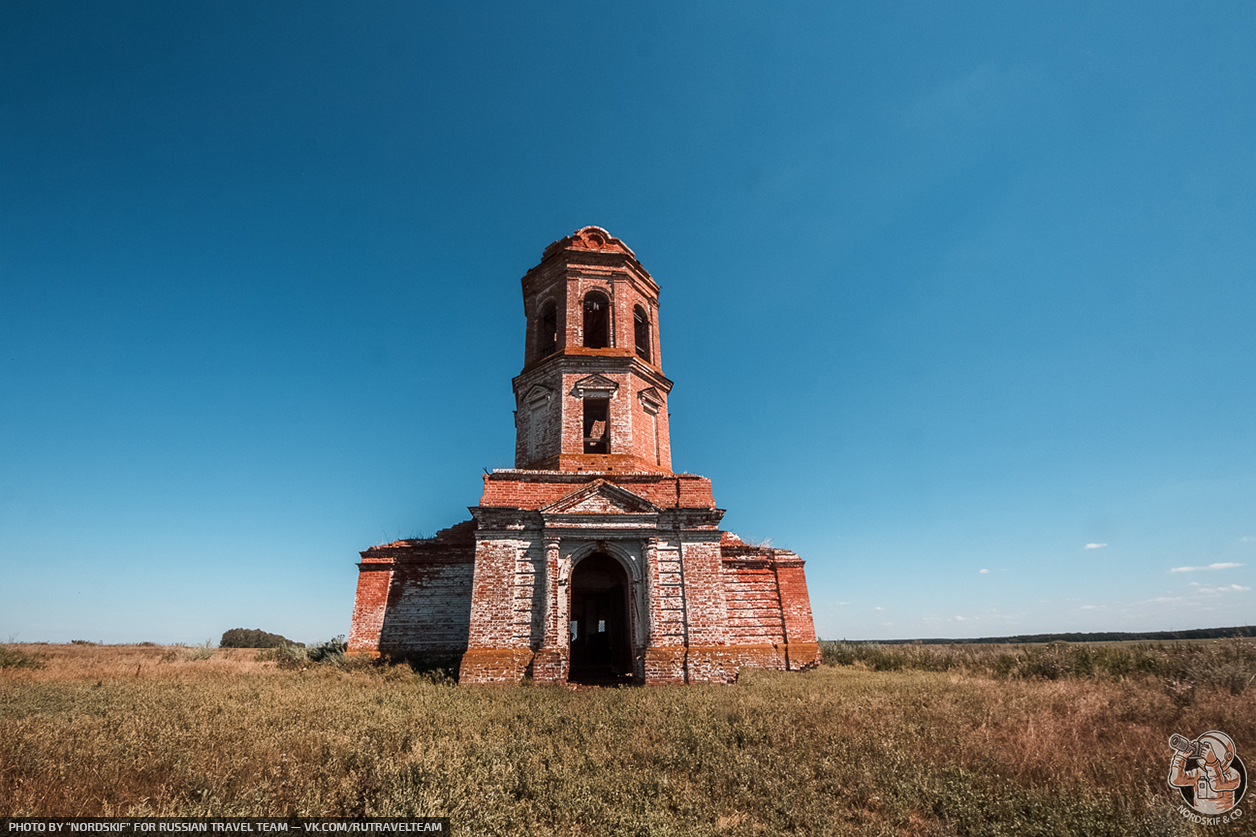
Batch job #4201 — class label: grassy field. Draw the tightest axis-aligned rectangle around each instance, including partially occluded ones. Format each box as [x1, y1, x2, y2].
[2, 640, 1254, 835]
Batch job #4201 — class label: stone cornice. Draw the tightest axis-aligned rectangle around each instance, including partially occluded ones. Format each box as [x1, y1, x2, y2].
[514, 353, 674, 392]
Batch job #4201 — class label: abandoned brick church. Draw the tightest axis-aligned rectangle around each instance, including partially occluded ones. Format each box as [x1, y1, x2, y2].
[348, 226, 820, 684]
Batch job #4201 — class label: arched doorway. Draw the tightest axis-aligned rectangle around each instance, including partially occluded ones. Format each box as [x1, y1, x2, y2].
[568, 552, 633, 685]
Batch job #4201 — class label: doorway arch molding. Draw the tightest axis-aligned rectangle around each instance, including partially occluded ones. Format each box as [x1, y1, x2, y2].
[559, 538, 649, 672]
[563, 538, 643, 584]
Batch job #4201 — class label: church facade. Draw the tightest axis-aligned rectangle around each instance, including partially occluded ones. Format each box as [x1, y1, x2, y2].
[347, 227, 821, 684]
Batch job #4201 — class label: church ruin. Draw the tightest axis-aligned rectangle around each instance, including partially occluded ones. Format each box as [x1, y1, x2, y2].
[347, 226, 820, 684]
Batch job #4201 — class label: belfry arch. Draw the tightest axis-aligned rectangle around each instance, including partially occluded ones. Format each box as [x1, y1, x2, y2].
[582, 290, 610, 349]
[536, 299, 558, 359]
[633, 304, 651, 362]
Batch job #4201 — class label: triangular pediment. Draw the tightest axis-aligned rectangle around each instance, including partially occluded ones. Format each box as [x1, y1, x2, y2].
[570, 374, 619, 398]
[540, 480, 660, 515]
[521, 384, 554, 406]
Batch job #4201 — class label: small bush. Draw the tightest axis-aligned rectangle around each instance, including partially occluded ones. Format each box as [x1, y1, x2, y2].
[162, 641, 216, 662]
[307, 636, 348, 665]
[186, 641, 216, 661]
[257, 643, 309, 669]
[259, 637, 347, 669]
[258, 637, 404, 676]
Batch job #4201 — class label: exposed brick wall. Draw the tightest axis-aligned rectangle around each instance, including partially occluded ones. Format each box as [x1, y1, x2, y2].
[479, 470, 716, 511]
[347, 565, 392, 654]
[458, 649, 535, 684]
[465, 538, 533, 650]
[643, 646, 686, 684]
[775, 560, 821, 669]
[348, 521, 476, 658]
[722, 559, 787, 646]
[677, 537, 728, 647]
[685, 645, 787, 684]
[378, 559, 474, 656]
[719, 533, 821, 671]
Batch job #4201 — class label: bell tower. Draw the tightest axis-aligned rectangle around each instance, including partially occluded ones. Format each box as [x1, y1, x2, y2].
[512, 226, 673, 472]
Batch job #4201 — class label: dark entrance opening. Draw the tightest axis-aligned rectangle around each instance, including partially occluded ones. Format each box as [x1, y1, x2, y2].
[568, 552, 633, 685]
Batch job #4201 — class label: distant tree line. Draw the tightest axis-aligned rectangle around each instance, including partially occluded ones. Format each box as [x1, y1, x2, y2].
[219, 628, 304, 648]
[874, 625, 1255, 645]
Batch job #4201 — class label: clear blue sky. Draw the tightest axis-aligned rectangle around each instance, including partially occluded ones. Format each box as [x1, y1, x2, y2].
[2, 2, 1253, 644]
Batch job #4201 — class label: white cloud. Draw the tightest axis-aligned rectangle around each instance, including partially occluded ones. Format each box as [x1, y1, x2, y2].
[1084, 543, 1108, 550]
[979, 568, 989, 574]
[1241, 536, 1255, 542]
[1171, 562, 1244, 573]
[1196, 584, 1251, 594]
[874, 606, 885, 611]
[1080, 605, 1101, 610]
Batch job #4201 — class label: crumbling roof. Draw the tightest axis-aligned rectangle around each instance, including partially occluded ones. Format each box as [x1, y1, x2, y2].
[542, 225, 637, 260]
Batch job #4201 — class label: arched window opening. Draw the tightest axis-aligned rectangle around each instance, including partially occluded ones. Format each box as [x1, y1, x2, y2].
[633, 305, 651, 362]
[582, 398, 610, 454]
[537, 301, 558, 358]
[583, 291, 610, 349]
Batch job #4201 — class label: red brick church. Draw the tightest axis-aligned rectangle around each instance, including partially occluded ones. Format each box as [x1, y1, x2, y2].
[348, 226, 820, 684]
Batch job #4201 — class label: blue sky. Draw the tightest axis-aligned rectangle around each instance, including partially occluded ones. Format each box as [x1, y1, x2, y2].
[2, 2, 1253, 644]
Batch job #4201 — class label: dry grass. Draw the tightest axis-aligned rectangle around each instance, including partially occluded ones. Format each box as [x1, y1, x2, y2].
[2, 642, 1252, 835]
[0, 643, 269, 681]
[820, 638, 1256, 693]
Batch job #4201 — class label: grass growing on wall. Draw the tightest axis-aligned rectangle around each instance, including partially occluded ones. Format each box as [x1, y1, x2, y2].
[2, 640, 1252, 835]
